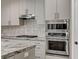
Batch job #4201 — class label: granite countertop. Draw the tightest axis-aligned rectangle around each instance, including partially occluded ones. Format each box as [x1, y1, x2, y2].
[1, 39, 36, 58]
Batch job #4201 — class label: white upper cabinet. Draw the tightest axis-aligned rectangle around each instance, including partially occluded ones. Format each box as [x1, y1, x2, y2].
[45, 0, 56, 20]
[1, 0, 10, 26]
[45, 0, 71, 20]
[1, 0, 36, 26]
[1, 0, 71, 25]
[1, 0, 20, 26]
[57, 0, 71, 19]
[35, 0, 45, 24]
[9, 0, 20, 25]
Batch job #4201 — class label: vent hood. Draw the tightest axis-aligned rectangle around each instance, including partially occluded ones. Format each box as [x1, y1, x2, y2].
[19, 14, 35, 20]
[19, 9, 35, 20]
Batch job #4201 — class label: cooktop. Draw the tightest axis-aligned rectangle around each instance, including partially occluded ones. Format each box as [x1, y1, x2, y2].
[16, 35, 38, 38]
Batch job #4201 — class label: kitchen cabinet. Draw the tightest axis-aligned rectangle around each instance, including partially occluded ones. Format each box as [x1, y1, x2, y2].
[7, 48, 35, 59]
[45, 0, 56, 20]
[57, 0, 71, 19]
[14, 51, 25, 59]
[9, 0, 20, 26]
[7, 56, 15, 59]
[1, 0, 71, 26]
[30, 40, 46, 59]
[1, 0, 21, 26]
[1, 0, 36, 26]
[15, 48, 35, 59]
[35, 0, 45, 24]
[1, 0, 11, 26]
[45, 0, 70, 20]
[15, 37, 46, 59]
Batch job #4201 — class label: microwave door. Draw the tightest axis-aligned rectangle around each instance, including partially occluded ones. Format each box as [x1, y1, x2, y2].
[56, 24, 63, 29]
[63, 24, 67, 29]
[48, 24, 50, 29]
[47, 24, 56, 30]
[56, 24, 67, 29]
[51, 24, 56, 29]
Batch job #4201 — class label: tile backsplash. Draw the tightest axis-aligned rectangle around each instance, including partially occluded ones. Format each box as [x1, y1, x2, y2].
[1, 20, 45, 38]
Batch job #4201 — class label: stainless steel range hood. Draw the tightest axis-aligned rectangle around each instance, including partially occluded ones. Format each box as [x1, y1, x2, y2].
[19, 14, 35, 20]
[19, 9, 35, 20]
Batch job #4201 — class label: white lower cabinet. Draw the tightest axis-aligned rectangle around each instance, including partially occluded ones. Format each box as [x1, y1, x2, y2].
[7, 56, 15, 59]
[14, 48, 35, 59]
[6, 47, 35, 59]
[30, 40, 46, 59]
[14, 51, 25, 59]
[6, 40, 45, 59]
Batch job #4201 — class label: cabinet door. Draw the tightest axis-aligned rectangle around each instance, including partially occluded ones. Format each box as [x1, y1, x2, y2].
[9, 0, 20, 25]
[1, 0, 20, 26]
[15, 52, 25, 59]
[1, 0, 10, 26]
[7, 56, 15, 59]
[15, 49, 35, 59]
[36, 41, 45, 59]
[58, 0, 71, 19]
[35, 0, 45, 24]
[31, 41, 45, 59]
[45, 0, 56, 20]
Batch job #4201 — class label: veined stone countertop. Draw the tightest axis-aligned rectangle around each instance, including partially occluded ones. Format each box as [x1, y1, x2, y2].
[1, 39, 36, 58]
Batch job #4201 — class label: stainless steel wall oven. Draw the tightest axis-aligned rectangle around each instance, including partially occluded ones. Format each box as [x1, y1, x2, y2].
[46, 38, 69, 55]
[45, 19, 70, 55]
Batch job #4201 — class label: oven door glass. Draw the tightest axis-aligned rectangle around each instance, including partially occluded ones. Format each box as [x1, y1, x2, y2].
[48, 41, 66, 51]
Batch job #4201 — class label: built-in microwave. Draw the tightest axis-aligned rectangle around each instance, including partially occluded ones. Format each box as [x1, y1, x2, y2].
[46, 31, 69, 39]
[46, 19, 70, 31]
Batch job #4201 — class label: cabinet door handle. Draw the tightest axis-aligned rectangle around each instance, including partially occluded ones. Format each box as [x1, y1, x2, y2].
[75, 41, 78, 45]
